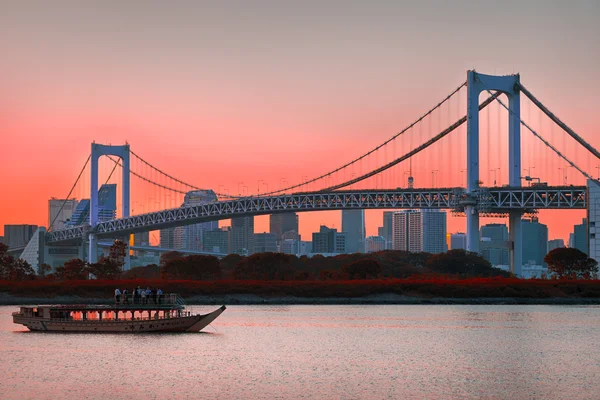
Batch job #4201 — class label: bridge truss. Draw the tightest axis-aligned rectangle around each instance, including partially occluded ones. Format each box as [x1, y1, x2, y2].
[46, 185, 587, 244]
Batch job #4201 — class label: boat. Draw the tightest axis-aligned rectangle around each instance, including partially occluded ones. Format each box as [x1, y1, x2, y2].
[12, 293, 225, 333]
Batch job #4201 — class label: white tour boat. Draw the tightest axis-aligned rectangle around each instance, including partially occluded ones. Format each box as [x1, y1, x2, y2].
[12, 293, 225, 333]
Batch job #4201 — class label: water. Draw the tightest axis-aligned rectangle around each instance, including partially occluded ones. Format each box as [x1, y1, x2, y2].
[1, 305, 599, 399]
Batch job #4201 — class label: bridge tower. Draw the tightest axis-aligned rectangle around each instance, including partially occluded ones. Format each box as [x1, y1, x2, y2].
[466, 71, 522, 276]
[89, 143, 131, 270]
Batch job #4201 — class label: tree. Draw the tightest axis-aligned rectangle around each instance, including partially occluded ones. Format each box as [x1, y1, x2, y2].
[0, 243, 36, 280]
[87, 258, 122, 279]
[162, 255, 221, 280]
[544, 248, 599, 279]
[341, 259, 382, 279]
[38, 263, 52, 276]
[160, 251, 184, 267]
[108, 239, 127, 268]
[426, 249, 509, 277]
[55, 259, 88, 280]
[233, 253, 296, 280]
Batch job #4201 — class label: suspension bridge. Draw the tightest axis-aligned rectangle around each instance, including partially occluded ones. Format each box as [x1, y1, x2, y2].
[25, 71, 600, 276]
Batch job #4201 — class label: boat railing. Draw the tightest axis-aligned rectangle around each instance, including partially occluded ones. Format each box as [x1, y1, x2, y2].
[115, 292, 184, 306]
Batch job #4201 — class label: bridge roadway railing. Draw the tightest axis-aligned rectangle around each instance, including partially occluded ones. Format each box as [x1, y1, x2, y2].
[46, 186, 586, 243]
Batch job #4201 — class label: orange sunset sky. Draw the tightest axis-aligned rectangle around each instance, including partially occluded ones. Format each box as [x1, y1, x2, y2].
[1, 1, 599, 244]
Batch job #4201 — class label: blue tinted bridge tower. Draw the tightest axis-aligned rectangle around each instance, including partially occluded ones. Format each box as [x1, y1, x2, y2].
[466, 71, 522, 275]
[89, 143, 131, 269]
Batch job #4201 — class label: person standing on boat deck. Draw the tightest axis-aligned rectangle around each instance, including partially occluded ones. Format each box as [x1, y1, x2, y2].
[122, 288, 128, 304]
[140, 288, 147, 304]
[133, 287, 140, 304]
[114, 288, 121, 304]
[145, 287, 152, 304]
[157, 288, 163, 304]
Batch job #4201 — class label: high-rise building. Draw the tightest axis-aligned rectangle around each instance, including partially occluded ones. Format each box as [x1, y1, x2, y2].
[65, 184, 117, 227]
[3, 224, 38, 248]
[451, 232, 467, 250]
[281, 239, 299, 255]
[377, 212, 394, 249]
[160, 228, 177, 249]
[365, 236, 386, 253]
[480, 223, 509, 266]
[269, 213, 298, 241]
[204, 227, 230, 254]
[312, 225, 346, 254]
[572, 218, 588, 254]
[133, 232, 150, 246]
[231, 216, 254, 255]
[547, 239, 565, 252]
[0, 236, 4, 245]
[521, 218, 548, 265]
[48, 198, 79, 231]
[342, 210, 365, 253]
[392, 210, 446, 253]
[180, 190, 219, 251]
[588, 179, 600, 271]
[253, 233, 277, 253]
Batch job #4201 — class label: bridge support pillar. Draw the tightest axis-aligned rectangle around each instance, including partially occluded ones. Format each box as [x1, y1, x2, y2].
[509, 212, 523, 277]
[89, 233, 98, 264]
[466, 71, 521, 270]
[466, 206, 480, 253]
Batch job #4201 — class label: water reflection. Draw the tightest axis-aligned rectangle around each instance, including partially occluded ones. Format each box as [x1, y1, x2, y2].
[1, 305, 599, 399]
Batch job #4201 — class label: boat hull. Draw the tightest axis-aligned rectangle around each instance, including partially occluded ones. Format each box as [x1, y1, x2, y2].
[13, 306, 226, 333]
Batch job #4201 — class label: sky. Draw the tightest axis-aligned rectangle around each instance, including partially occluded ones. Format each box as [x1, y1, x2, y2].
[1, 0, 599, 244]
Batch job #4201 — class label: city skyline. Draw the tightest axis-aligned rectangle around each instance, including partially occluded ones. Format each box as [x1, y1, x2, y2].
[1, 1, 599, 244]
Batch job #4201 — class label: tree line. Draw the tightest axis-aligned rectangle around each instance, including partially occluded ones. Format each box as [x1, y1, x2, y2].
[1, 240, 598, 282]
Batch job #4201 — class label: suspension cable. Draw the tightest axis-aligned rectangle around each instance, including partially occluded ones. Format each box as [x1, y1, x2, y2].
[321, 92, 501, 191]
[487, 89, 599, 184]
[129, 149, 201, 190]
[48, 155, 91, 231]
[518, 83, 600, 160]
[257, 81, 468, 196]
[105, 156, 188, 195]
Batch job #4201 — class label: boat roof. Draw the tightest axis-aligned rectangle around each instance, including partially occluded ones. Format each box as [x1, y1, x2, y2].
[21, 304, 185, 311]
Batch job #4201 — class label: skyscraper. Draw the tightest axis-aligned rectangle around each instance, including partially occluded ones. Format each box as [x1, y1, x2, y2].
[588, 179, 600, 270]
[231, 216, 254, 255]
[269, 213, 298, 241]
[572, 218, 588, 254]
[377, 211, 394, 249]
[204, 227, 230, 254]
[180, 190, 219, 251]
[342, 210, 365, 253]
[160, 229, 176, 249]
[450, 232, 467, 250]
[3, 225, 38, 248]
[253, 233, 277, 253]
[48, 198, 79, 231]
[521, 218, 548, 265]
[65, 184, 117, 227]
[392, 210, 446, 253]
[312, 226, 346, 254]
[365, 236, 386, 252]
[133, 231, 150, 246]
[480, 223, 509, 266]
[547, 239, 565, 252]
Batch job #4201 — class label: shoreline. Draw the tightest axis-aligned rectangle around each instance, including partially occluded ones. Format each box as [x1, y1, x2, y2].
[1, 293, 600, 306]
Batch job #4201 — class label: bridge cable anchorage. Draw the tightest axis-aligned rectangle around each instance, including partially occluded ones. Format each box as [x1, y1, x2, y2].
[129, 149, 239, 199]
[518, 83, 600, 160]
[320, 91, 501, 192]
[486, 89, 599, 185]
[48, 155, 91, 232]
[255, 81, 468, 196]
